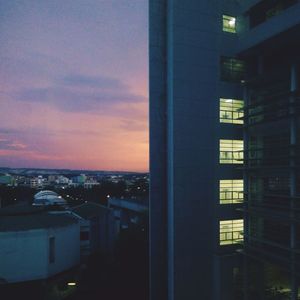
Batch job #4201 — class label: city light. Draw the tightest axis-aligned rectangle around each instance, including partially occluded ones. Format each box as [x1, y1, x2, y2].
[67, 282, 76, 286]
[228, 17, 236, 26]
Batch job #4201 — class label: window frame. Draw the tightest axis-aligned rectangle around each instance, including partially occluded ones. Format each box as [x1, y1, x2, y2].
[219, 179, 244, 204]
[220, 98, 244, 124]
[220, 57, 245, 83]
[220, 139, 244, 164]
[49, 236, 55, 264]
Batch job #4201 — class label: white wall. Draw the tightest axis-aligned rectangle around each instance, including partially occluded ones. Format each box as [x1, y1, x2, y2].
[0, 229, 48, 283]
[47, 224, 80, 277]
[0, 223, 80, 283]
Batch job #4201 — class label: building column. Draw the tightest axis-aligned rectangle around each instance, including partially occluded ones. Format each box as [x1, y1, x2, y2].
[289, 63, 298, 300]
[243, 83, 249, 300]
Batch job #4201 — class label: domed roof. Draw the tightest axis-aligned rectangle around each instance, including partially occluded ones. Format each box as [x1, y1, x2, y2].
[34, 190, 58, 199]
[33, 190, 66, 206]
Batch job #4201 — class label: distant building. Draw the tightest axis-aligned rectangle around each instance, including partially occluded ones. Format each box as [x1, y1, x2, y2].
[72, 174, 87, 185]
[55, 175, 70, 185]
[0, 206, 80, 284]
[70, 202, 115, 257]
[0, 174, 14, 186]
[33, 190, 67, 206]
[47, 175, 57, 184]
[30, 176, 46, 189]
[83, 181, 100, 189]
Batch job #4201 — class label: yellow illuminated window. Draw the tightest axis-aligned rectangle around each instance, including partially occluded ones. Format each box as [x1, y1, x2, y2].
[220, 180, 243, 204]
[220, 99, 244, 124]
[220, 139, 244, 164]
[220, 219, 244, 245]
[223, 15, 236, 33]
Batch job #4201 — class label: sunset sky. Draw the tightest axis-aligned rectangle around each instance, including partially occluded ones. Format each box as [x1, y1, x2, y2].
[0, 0, 148, 172]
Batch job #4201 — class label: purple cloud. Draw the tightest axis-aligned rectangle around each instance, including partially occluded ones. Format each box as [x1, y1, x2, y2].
[15, 73, 146, 113]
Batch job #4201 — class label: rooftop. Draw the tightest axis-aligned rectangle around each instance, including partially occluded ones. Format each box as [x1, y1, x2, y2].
[0, 213, 78, 232]
[71, 202, 111, 219]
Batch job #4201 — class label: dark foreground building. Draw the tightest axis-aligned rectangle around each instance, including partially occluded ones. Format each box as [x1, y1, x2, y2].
[149, 1, 300, 299]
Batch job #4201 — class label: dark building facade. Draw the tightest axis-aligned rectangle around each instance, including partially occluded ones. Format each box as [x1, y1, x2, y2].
[149, 1, 300, 299]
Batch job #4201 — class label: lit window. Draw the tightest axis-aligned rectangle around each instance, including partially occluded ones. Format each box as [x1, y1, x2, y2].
[221, 57, 245, 83]
[220, 98, 244, 124]
[223, 15, 236, 33]
[220, 180, 243, 204]
[220, 139, 244, 164]
[219, 219, 244, 245]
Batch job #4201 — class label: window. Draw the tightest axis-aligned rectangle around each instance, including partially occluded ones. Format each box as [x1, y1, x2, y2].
[80, 231, 90, 241]
[49, 237, 55, 263]
[220, 180, 244, 204]
[220, 98, 244, 124]
[219, 219, 244, 245]
[223, 15, 236, 33]
[220, 139, 244, 164]
[221, 57, 245, 83]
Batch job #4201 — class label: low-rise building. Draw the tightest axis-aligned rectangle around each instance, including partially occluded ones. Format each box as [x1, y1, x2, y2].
[70, 202, 115, 258]
[0, 174, 14, 186]
[0, 206, 80, 284]
[108, 198, 148, 234]
[33, 190, 67, 206]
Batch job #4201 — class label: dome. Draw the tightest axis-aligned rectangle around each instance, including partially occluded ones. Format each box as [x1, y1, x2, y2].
[33, 190, 67, 206]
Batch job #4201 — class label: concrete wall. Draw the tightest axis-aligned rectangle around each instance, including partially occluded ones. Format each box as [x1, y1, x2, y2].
[149, 1, 168, 300]
[0, 229, 48, 283]
[47, 224, 80, 277]
[0, 224, 80, 283]
[238, 2, 300, 52]
[168, 2, 220, 299]
[150, 1, 221, 299]
[78, 212, 115, 257]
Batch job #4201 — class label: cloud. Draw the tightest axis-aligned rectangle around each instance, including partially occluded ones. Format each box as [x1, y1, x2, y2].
[62, 74, 126, 89]
[15, 73, 147, 113]
[0, 137, 27, 151]
[120, 119, 148, 132]
[0, 0, 148, 171]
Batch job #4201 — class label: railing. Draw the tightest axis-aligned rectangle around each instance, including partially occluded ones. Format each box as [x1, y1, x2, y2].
[242, 91, 300, 126]
[236, 144, 300, 168]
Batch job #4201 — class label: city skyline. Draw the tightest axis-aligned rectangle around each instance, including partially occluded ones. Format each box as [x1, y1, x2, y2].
[0, 0, 148, 172]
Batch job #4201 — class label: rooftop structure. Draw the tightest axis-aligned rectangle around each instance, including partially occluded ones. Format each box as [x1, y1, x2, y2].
[33, 190, 67, 206]
[70, 202, 115, 257]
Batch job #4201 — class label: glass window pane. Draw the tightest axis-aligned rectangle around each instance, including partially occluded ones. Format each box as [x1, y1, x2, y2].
[220, 139, 244, 164]
[220, 179, 244, 204]
[220, 219, 244, 245]
[220, 98, 244, 124]
[223, 15, 236, 33]
[221, 57, 245, 82]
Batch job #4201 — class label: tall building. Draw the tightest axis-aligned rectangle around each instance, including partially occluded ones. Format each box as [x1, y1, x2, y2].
[149, 1, 300, 300]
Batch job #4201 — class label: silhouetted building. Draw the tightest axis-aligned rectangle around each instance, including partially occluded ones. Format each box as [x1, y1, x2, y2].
[71, 202, 115, 257]
[108, 197, 148, 234]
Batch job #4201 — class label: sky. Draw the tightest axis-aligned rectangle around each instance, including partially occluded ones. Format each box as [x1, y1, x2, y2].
[0, 0, 148, 172]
